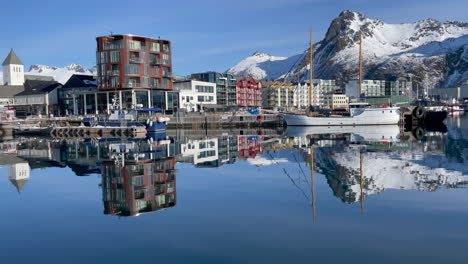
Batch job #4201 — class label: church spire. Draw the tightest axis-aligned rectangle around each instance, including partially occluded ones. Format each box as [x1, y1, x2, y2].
[2, 49, 24, 66]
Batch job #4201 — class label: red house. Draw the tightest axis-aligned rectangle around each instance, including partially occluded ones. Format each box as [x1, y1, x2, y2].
[236, 77, 262, 107]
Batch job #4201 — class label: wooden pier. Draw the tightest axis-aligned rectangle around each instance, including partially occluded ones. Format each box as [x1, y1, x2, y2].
[49, 126, 146, 139]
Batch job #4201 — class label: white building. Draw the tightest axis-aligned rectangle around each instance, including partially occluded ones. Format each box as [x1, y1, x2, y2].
[14, 80, 62, 116]
[9, 162, 30, 193]
[265, 80, 338, 109]
[346, 79, 412, 98]
[174, 80, 217, 112]
[2, 49, 25, 86]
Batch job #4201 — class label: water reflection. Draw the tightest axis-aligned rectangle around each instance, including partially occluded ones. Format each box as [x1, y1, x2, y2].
[1, 118, 468, 217]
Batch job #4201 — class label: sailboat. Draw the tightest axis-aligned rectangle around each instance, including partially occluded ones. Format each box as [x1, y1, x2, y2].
[283, 30, 401, 126]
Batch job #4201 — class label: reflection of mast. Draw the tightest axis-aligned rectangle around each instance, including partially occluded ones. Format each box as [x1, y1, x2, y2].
[310, 144, 316, 221]
[359, 150, 365, 215]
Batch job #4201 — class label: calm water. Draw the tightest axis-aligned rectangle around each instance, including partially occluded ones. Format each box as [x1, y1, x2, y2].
[1, 115, 468, 263]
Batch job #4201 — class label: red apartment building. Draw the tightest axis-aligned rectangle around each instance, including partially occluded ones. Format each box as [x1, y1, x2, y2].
[236, 77, 262, 107]
[93, 34, 177, 110]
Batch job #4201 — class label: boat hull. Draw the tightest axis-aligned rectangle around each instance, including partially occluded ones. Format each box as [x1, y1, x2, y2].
[284, 107, 400, 126]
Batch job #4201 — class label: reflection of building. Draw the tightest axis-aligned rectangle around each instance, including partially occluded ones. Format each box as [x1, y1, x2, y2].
[238, 136, 263, 159]
[9, 163, 30, 193]
[179, 138, 218, 165]
[101, 140, 177, 217]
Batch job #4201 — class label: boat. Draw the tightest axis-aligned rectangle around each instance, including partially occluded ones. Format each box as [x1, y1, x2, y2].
[282, 30, 400, 126]
[13, 127, 52, 136]
[448, 105, 464, 112]
[82, 96, 170, 132]
[412, 100, 448, 123]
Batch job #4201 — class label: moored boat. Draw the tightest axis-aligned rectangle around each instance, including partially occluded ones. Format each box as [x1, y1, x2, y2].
[284, 103, 400, 126]
[83, 108, 170, 132]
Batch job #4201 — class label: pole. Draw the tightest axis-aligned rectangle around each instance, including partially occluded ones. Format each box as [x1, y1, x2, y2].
[309, 29, 314, 108]
[359, 31, 363, 98]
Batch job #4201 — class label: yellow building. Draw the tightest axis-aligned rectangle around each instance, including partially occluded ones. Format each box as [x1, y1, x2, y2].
[332, 94, 349, 109]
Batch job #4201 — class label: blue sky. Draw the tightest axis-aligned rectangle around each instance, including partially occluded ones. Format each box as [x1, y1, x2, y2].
[1, 0, 467, 76]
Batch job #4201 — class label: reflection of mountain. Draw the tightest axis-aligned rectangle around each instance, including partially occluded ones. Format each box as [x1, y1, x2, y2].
[314, 138, 468, 203]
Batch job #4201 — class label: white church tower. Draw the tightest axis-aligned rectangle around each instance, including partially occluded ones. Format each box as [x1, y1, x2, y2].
[2, 49, 24, 86]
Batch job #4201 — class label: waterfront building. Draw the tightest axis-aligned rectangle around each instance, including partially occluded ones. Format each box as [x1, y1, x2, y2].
[346, 79, 412, 98]
[76, 34, 178, 115]
[236, 77, 262, 107]
[60, 74, 97, 115]
[263, 80, 338, 109]
[429, 84, 468, 101]
[173, 80, 216, 112]
[13, 80, 62, 117]
[331, 94, 349, 109]
[190, 72, 237, 107]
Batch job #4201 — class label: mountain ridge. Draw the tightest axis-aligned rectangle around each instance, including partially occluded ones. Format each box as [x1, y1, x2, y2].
[227, 10, 468, 88]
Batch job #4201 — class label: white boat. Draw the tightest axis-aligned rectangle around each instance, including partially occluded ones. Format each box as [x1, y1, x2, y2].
[284, 103, 400, 126]
[281, 30, 401, 127]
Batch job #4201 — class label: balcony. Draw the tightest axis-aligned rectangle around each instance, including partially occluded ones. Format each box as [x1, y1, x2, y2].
[150, 83, 169, 89]
[162, 47, 170, 53]
[162, 71, 172, 77]
[150, 59, 163, 65]
[127, 82, 141, 88]
[129, 57, 144, 63]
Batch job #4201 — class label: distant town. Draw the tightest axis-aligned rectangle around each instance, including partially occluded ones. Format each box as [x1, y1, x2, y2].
[1, 33, 467, 119]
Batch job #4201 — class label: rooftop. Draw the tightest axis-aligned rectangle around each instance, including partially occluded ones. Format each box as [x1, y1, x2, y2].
[2, 49, 23, 66]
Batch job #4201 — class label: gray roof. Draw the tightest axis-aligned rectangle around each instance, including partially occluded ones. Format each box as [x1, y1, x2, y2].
[16, 80, 60, 96]
[0, 85, 25, 98]
[25, 74, 55, 82]
[2, 49, 23, 66]
[10, 178, 28, 193]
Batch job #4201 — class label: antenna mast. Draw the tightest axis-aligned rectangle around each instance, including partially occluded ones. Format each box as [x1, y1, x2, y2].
[309, 29, 314, 107]
[359, 31, 363, 97]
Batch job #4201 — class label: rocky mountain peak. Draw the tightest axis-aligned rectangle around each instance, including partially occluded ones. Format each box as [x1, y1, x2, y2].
[252, 51, 272, 57]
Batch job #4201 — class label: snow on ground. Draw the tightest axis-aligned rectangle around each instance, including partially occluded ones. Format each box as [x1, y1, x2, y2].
[247, 156, 289, 167]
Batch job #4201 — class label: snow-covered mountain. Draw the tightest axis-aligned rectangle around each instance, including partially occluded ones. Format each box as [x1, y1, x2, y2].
[227, 51, 299, 80]
[27, 64, 96, 84]
[227, 10, 468, 88]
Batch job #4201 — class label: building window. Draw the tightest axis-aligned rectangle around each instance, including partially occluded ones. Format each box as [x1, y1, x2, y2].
[125, 64, 140, 75]
[110, 51, 120, 63]
[128, 39, 142, 50]
[150, 42, 160, 52]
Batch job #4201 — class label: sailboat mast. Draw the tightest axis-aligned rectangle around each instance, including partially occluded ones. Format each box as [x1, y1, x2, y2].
[309, 29, 314, 107]
[359, 31, 363, 97]
[310, 145, 316, 221]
